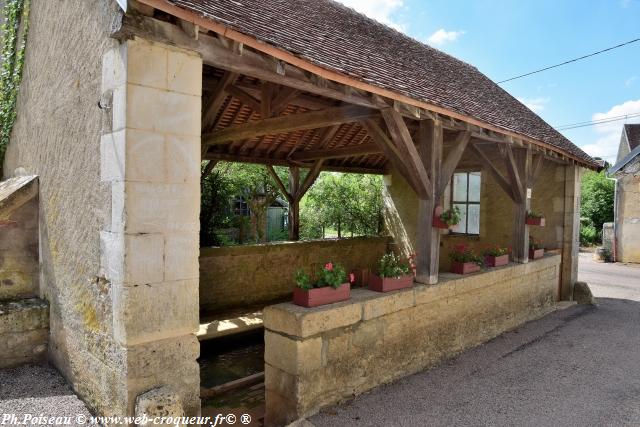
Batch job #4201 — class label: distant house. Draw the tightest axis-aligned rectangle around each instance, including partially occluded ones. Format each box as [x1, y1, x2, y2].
[608, 124, 640, 262]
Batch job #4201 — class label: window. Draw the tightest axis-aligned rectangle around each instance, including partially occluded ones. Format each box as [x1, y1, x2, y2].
[232, 197, 250, 217]
[450, 171, 481, 235]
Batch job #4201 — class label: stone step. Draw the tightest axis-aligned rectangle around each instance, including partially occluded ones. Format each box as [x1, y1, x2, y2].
[0, 297, 49, 368]
[197, 310, 263, 341]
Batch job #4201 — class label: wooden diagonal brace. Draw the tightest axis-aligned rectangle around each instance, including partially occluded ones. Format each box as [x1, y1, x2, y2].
[471, 143, 516, 202]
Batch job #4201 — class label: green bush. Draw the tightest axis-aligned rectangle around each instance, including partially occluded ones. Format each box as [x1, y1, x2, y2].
[580, 223, 598, 246]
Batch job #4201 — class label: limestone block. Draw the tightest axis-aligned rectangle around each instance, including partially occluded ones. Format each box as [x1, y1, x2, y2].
[126, 335, 201, 416]
[125, 129, 165, 183]
[123, 233, 164, 285]
[264, 330, 322, 375]
[0, 298, 49, 334]
[100, 130, 125, 182]
[102, 45, 127, 93]
[126, 84, 200, 137]
[110, 181, 126, 232]
[164, 232, 199, 281]
[165, 134, 200, 183]
[113, 279, 198, 345]
[0, 329, 48, 368]
[124, 182, 200, 233]
[100, 231, 124, 284]
[362, 289, 414, 320]
[127, 38, 168, 90]
[112, 84, 127, 132]
[135, 386, 185, 426]
[167, 49, 202, 97]
[264, 302, 361, 338]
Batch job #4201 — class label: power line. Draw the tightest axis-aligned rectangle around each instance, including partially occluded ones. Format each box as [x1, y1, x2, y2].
[498, 38, 640, 84]
[555, 112, 640, 131]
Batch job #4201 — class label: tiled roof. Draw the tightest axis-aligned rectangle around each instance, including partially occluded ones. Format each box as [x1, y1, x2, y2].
[165, 0, 596, 166]
[625, 124, 640, 150]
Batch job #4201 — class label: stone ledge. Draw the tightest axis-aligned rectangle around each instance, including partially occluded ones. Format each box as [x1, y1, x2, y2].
[264, 254, 561, 339]
[0, 298, 49, 334]
[0, 298, 49, 368]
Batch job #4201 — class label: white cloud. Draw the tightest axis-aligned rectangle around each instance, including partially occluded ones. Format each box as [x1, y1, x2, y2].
[426, 29, 465, 45]
[335, 0, 405, 31]
[579, 99, 640, 161]
[516, 97, 550, 113]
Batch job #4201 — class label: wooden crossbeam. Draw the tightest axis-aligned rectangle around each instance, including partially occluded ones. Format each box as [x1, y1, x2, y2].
[502, 145, 524, 203]
[380, 108, 432, 199]
[438, 130, 470, 197]
[471, 143, 516, 202]
[297, 160, 324, 199]
[265, 165, 293, 204]
[360, 120, 424, 197]
[225, 85, 262, 112]
[203, 151, 385, 174]
[203, 105, 378, 146]
[202, 71, 238, 131]
[291, 143, 381, 161]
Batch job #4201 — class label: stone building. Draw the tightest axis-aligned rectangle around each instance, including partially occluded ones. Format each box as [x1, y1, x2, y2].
[0, 0, 598, 424]
[608, 124, 640, 262]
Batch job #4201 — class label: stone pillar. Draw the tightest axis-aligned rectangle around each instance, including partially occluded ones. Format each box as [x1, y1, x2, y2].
[100, 37, 202, 415]
[560, 164, 581, 300]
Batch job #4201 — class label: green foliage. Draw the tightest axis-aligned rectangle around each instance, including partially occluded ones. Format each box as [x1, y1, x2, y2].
[300, 172, 383, 239]
[529, 236, 544, 250]
[377, 252, 412, 278]
[439, 206, 461, 226]
[482, 244, 508, 257]
[449, 244, 483, 266]
[0, 0, 30, 177]
[200, 162, 288, 246]
[294, 269, 312, 290]
[580, 170, 614, 244]
[579, 223, 598, 246]
[295, 262, 347, 289]
[526, 210, 544, 219]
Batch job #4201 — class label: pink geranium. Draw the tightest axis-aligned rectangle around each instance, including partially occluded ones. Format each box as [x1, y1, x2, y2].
[324, 262, 333, 271]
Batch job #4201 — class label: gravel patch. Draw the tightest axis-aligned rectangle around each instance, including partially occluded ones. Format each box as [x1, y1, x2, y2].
[0, 364, 91, 426]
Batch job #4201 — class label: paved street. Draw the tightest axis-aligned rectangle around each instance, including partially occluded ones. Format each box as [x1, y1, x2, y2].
[311, 255, 640, 427]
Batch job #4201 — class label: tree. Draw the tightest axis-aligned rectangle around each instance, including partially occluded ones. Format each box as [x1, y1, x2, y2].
[580, 170, 614, 244]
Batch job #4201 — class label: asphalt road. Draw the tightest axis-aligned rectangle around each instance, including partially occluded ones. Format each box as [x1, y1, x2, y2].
[310, 256, 640, 427]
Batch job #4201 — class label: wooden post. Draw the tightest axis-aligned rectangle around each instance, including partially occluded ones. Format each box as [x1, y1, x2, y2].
[288, 166, 300, 241]
[509, 146, 531, 263]
[415, 120, 443, 284]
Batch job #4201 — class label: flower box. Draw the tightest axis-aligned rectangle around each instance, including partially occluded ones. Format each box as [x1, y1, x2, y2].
[293, 283, 350, 307]
[432, 206, 455, 229]
[526, 217, 545, 226]
[368, 274, 413, 293]
[529, 248, 544, 259]
[484, 254, 509, 267]
[450, 261, 481, 275]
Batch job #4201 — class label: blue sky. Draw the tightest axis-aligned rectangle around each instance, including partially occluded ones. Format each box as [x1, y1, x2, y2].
[337, 0, 640, 163]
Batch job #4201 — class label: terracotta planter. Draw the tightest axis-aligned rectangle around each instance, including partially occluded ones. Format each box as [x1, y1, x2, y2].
[450, 261, 481, 275]
[432, 206, 453, 230]
[529, 248, 544, 259]
[526, 217, 545, 226]
[484, 254, 509, 267]
[368, 274, 413, 293]
[293, 283, 350, 307]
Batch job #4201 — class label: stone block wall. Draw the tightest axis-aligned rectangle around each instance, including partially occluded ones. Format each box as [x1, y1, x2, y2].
[0, 298, 48, 368]
[199, 237, 390, 313]
[0, 196, 38, 301]
[616, 174, 640, 262]
[263, 255, 561, 425]
[99, 37, 203, 415]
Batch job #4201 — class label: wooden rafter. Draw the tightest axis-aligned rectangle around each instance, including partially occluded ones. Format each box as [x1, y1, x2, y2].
[292, 143, 381, 161]
[225, 85, 262, 112]
[380, 108, 432, 199]
[202, 71, 238, 131]
[438, 130, 470, 197]
[471, 143, 516, 202]
[203, 105, 378, 146]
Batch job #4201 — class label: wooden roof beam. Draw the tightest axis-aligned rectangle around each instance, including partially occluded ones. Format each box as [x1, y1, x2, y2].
[291, 143, 382, 161]
[203, 105, 379, 146]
